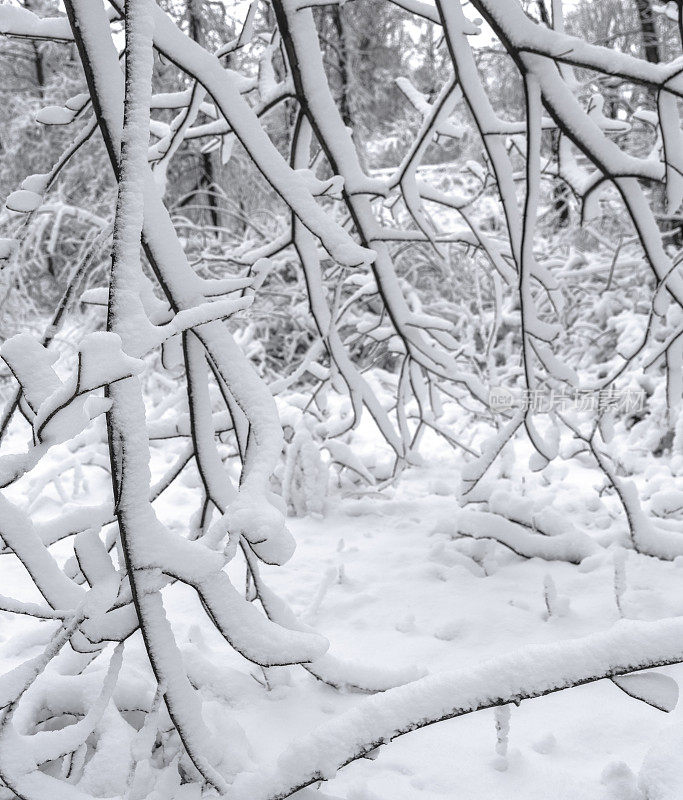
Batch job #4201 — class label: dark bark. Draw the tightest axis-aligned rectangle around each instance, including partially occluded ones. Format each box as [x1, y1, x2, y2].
[536, 0, 550, 26]
[186, 0, 220, 231]
[634, 0, 661, 64]
[330, 5, 353, 131]
[22, 0, 46, 93]
[552, 130, 570, 227]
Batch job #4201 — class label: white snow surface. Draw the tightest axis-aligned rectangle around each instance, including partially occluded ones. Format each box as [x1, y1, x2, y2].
[2, 416, 683, 798]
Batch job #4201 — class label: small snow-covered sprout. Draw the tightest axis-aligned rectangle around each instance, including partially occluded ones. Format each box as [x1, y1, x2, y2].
[614, 547, 628, 618]
[283, 425, 328, 517]
[336, 537, 347, 584]
[493, 704, 511, 771]
[304, 566, 338, 622]
[543, 574, 569, 619]
[471, 538, 497, 575]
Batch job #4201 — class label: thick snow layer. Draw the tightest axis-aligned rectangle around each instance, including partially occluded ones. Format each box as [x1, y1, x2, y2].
[5, 189, 42, 213]
[1, 414, 683, 798]
[35, 106, 76, 126]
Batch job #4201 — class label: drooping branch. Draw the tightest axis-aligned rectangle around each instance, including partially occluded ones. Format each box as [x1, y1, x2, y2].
[231, 617, 683, 800]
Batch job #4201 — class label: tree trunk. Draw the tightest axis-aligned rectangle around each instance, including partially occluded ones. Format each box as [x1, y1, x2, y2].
[186, 0, 220, 232]
[634, 0, 660, 64]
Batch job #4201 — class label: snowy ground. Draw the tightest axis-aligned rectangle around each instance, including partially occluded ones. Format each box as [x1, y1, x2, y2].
[2, 410, 682, 800]
[252, 468, 683, 800]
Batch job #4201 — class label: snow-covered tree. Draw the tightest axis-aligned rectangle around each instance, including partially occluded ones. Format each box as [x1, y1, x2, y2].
[1, 0, 683, 795]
